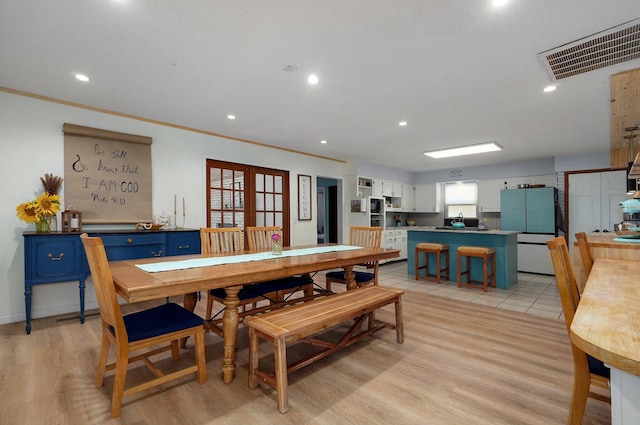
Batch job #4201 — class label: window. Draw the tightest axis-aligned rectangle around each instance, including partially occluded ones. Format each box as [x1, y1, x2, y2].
[444, 181, 478, 218]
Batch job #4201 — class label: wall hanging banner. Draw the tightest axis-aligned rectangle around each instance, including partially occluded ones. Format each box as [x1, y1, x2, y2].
[63, 123, 152, 224]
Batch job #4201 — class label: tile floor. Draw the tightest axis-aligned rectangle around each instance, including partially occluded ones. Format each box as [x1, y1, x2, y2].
[323, 260, 563, 321]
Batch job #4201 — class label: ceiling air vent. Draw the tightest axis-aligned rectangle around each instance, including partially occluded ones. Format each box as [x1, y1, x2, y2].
[538, 18, 640, 81]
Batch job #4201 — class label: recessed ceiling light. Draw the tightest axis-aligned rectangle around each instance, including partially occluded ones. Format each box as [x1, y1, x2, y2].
[424, 142, 503, 159]
[320, 140, 327, 144]
[491, 0, 509, 7]
[227, 114, 236, 120]
[399, 121, 407, 126]
[543, 85, 557, 93]
[307, 74, 319, 85]
[74, 74, 90, 82]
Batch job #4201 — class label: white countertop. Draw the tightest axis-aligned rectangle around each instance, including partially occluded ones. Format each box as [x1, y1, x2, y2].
[403, 226, 518, 235]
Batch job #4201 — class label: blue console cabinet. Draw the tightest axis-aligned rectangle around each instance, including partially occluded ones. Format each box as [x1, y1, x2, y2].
[23, 229, 200, 334]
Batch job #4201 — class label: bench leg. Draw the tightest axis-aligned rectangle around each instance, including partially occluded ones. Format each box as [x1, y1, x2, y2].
[248, 327, 259, 390]
[274, 337, 289, 413]
[395, 297, 404, 344]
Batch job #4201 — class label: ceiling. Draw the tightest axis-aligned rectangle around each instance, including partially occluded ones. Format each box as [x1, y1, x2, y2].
[2, 0, 640, 172]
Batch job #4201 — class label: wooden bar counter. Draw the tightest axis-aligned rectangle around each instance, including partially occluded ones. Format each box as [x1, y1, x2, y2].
[571, 258, 640, 425]
[573, 232, 640, 288]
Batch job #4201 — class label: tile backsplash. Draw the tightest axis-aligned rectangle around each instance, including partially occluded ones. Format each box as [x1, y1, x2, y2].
[391, 211, 501, 229]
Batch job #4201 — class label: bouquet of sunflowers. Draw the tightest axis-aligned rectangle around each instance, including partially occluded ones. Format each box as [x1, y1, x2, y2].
[16, 174, 62, 232]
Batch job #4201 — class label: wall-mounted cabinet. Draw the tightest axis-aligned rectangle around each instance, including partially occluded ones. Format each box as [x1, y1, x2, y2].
[356, 176, 383, 198]
[478, 179, 503, 212]
[402, 184, 415, 212]
[415, 184, 441, 212]
[382, 180, 402, 197]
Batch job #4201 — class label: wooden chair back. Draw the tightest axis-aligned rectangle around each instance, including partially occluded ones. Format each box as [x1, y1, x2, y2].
[575, 232, 593, 291]
[246, 226, 281, 251]
[546, 236, 610, 424]
[350, 226, 382, 268]
[80, 233, 126, 342]
[547, 237, 580, 333]
[201, 227, 244, 254]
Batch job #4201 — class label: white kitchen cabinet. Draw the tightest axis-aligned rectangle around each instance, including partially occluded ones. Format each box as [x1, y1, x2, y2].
[382, 180, 402, 197]
[478, 179, 503, 212]
[415, 183, 440, 212]
[381, 229, 407, 263]
[356, 176, 374, 198]
[402, 184, 415, 212]
[371, 178, 383, 198]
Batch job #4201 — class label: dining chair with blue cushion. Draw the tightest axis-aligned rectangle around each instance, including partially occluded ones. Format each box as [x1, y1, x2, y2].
[205, 227, 315, 335]
[325, 226, 382, 291]
[547, 236, 610, 425]
[81, 233, 207, 418]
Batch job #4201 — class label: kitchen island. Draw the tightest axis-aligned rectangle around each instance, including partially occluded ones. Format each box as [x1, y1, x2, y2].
[407, 227, 519, 289]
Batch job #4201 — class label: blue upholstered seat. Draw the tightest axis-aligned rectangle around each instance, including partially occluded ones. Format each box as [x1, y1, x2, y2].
[324, 270, 375, 284]
[118, 303, 204, 343]
[209, 275, 313, 301]
[587, 354, 610, 379]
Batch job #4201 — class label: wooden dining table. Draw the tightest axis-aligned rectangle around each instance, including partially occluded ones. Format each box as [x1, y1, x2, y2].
[570, 258, 640, 425]
[108, 244, 399, 383]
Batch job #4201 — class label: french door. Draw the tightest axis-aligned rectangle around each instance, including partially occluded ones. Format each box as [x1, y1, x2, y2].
[206, 159, 290, 245]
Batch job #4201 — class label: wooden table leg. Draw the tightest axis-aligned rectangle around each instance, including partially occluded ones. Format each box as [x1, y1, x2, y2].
[342, 265, 357, 290]
[222, 285, 242, 384]
[180, 291, 199, 348]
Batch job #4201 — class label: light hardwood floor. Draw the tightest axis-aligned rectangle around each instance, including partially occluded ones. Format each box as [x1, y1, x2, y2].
[0, 269, 611, 424]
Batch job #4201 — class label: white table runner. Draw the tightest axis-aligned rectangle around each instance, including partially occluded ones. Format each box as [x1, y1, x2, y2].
[135, 245, 362, 273]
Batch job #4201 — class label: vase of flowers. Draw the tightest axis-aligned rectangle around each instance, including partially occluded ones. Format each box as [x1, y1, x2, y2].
[16, 174, 63, 233]
[271, 233, 282, 255]
[17, 192, 62, 232]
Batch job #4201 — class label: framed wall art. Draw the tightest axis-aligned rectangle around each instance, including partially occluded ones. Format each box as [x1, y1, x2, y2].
[298, 174, 312, 220]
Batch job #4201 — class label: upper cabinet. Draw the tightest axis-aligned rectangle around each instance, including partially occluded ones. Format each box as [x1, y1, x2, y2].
[402, 184, 415, 212]
[381, 180, 402, 197]
[356, 176, 374, 198]
[478, 179, 503, 212]
[356, 176, 384, 198]
[415, 183, 441, 212]
[382, 180, 403, 211]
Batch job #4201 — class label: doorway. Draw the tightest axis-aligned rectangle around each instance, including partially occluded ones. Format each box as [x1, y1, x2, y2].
[316, 177, 339, 243]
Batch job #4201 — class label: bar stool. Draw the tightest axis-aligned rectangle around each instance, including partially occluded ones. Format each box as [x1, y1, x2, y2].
[457, 246, 495, 292]
[415, 243, 449, 283]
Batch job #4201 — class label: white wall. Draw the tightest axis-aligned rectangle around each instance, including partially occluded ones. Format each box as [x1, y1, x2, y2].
[0, 91, 345, 325]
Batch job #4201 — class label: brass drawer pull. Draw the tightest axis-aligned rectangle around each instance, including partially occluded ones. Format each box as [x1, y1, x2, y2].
[47, 253, 65, 261]
[127, 238, 133, 244]
[151, 250, 163, 257]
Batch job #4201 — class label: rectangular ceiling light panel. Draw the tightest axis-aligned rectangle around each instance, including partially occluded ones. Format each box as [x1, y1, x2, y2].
[424, 142, 502, 159]
[538, 18, 640, 81]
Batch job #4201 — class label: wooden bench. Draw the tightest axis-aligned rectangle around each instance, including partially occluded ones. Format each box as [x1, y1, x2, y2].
[245, 285, 404, 413]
